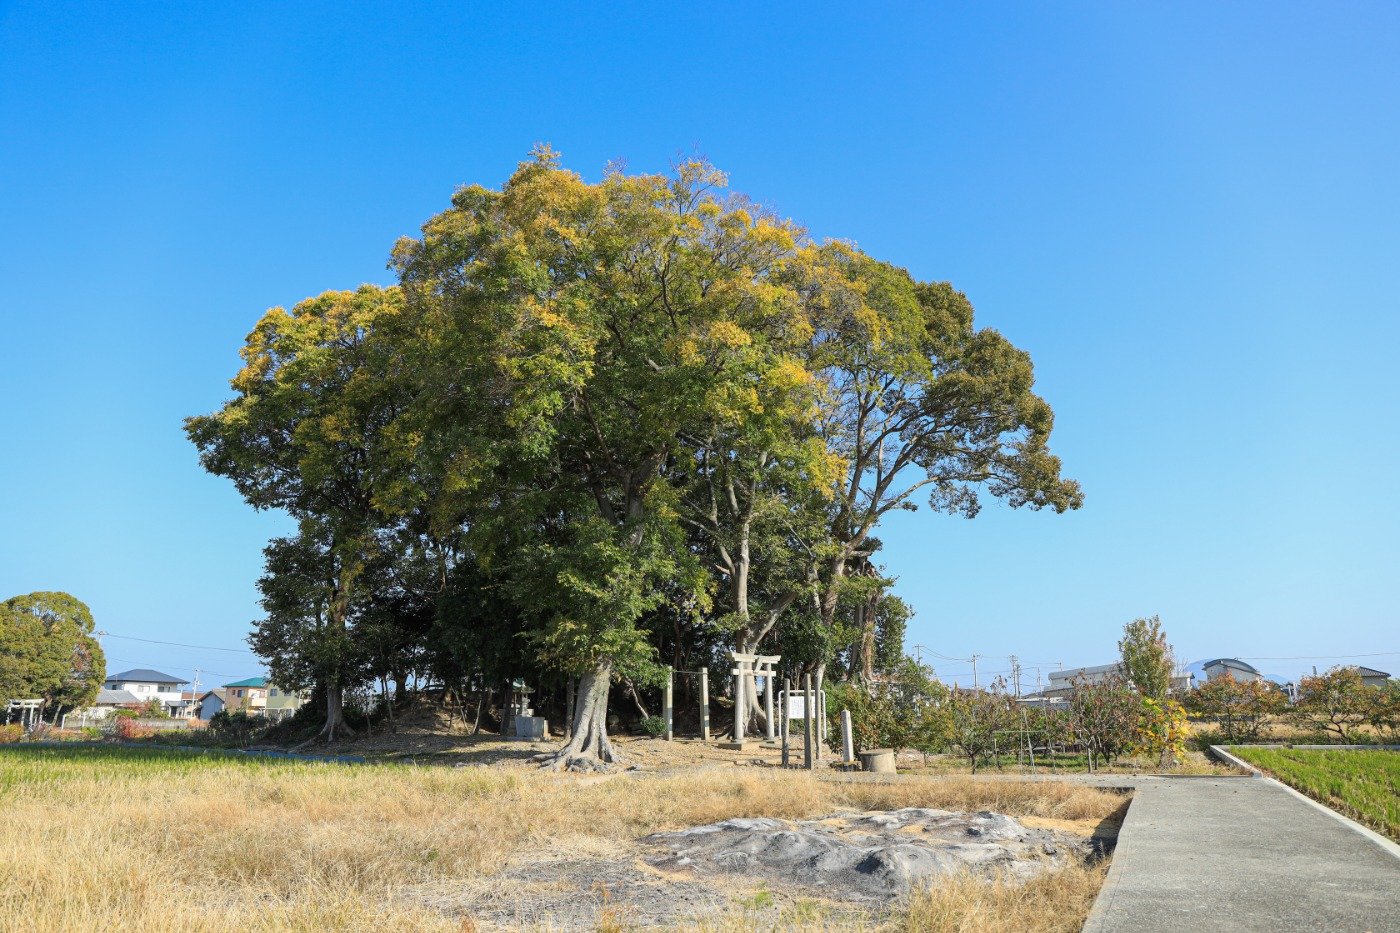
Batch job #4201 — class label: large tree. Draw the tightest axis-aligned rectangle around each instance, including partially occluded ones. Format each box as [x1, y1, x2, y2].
[1118, 615, 1174, 701]
[787, 244, 1083, 679]
[187, 285, 411, 741]
[0, 591, 104, 715]
[392, 150, 813, 768]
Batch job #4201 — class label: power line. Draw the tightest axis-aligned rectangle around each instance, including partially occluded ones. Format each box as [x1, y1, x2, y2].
[1236, 651, 1398, 661]
[98, 632, 258, 654]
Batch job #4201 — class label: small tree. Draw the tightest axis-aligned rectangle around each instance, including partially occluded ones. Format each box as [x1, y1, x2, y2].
[946, 684, 1015, 773]
[1186, 673, 1286, 742]
[1134, 696, 1189, 766]
[1118, 615, 1174, 702]
[1290, 667, 1375, 742]
[1067, 675, 1139, 771]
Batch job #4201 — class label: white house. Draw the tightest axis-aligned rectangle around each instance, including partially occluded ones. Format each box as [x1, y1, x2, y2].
[102, 669, 189, 716]
[1046, 662, 1193, 695]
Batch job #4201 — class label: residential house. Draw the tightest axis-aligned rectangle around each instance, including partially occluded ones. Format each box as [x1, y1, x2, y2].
[1202, 658, 1263, 683]
[102, 669, 189, 716]
[87, 688, 140, 717]
[1350, 666, 1392, 688]
[198, 688, 227, 721]
[221, 678, 306, 721]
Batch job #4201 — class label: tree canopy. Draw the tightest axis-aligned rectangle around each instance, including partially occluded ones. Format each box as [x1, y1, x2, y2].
[0, 591, 105, 714]
[188, 149, 1081, 763]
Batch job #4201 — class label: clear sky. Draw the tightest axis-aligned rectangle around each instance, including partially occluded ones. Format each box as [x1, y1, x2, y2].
[2, 3, 1396, 689]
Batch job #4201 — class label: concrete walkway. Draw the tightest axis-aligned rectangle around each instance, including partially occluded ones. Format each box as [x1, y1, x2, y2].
[1084, 775, 1400, 932]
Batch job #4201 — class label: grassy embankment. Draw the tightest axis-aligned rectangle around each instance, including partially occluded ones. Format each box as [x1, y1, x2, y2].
[1230, 746, 1399, 840]
[0, 745, 1121, 932]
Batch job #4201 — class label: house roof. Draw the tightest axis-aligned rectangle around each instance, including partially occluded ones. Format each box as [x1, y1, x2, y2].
[1202, 658, 1261, 675]
[223, 676, 268, 688]
[1048, 662, 1122, 682]
[198, 688, 227, 702]
[1353, 666, 1392, 678]
[106, 668, 185, 685]
[95, 688, 139, 705]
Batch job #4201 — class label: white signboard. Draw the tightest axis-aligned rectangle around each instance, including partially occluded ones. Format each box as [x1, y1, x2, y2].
[780, 690, 825, 720]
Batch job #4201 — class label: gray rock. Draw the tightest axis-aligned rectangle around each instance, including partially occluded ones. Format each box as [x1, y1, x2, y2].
[645, 808, 1088, 901]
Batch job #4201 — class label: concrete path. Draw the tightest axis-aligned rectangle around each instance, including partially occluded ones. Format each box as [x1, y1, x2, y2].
[1084, 775, 1400, 932]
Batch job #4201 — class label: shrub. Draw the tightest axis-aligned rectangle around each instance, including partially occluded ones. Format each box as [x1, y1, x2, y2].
[945, 685, 1015, 773]
[111, 718, 153, 741]
[637, 715, 666, 738]
[0, 724, 22, 744]
[1185, 673, 1286, 742]
[206, 709, 263, 746]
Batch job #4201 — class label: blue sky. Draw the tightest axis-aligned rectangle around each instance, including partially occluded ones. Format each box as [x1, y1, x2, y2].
[2, 3, 1396, 688]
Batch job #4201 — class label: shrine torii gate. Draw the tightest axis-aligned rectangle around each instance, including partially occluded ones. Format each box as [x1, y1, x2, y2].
[724, 651, 779, 750]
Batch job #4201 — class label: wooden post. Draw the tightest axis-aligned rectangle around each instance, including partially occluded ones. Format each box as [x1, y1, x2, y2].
[763, 664, 775, 742]
[841, 709, 854, 763]
[803, 674, 814, 770]
[663, 666, 673, 741]
[781, 678, 790, 767]
[699, 666, 710, 741]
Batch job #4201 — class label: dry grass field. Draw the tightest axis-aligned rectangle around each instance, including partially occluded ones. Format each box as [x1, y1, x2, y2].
[0, 746, 1123, 932]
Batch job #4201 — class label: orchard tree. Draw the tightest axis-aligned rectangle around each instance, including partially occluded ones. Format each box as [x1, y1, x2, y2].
[1067, 675, 1139, 770]
[1186, 673, 1286, 742]
[1289, 667, 1374, 742]
[947, 683, 1016, 772]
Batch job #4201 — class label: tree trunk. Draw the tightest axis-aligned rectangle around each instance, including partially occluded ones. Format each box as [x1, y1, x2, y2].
[540, 659, 618, 770]
[317, 682, 355, 743]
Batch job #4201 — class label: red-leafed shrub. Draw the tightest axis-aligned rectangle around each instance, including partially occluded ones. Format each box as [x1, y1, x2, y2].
[112, 718, 153, 741]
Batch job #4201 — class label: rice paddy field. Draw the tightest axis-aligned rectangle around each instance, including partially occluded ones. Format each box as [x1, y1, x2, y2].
[1229, 746, 1400, 840]
[0, 745, 1124, 932]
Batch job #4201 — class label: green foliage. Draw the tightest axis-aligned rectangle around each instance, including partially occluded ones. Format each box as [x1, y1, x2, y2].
[187, 150, 1082, 753]
[0, 592, 104, 713]
[637, 715, 667, 738]
[1117, 615, 1173, 702]
[826, 659, 948, 755]
[206, 710, 264, 746]
[0, 725, 21, 744]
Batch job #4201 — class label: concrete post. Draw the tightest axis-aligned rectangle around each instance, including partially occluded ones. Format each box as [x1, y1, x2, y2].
[733, 660, 746, 743]
[803, 674, 814, 770]
[841, 709, 854, 763]
[813, 670, 823, 760]
[699, 666, 710, 741]
[763, 666, 775, 742]
[663, 666, 673, 741]
[781, 677, 790, 767]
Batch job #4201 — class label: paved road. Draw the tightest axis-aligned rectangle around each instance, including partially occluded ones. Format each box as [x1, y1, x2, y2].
[1084, 775, 1400, 933]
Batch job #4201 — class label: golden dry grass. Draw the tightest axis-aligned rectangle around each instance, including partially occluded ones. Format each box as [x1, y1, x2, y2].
[0, 747, 1122, 932]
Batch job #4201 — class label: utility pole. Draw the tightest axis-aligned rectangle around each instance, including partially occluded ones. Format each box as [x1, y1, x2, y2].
[971, 654, 980, 689]
[1009, 655, 1021, 699]
[913, 644, 929, 667]
[192, 669, 202, 719]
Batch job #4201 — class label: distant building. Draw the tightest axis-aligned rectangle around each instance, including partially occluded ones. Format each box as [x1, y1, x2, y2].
[1044, 662, 1193, 697]
[88, 688, 140, 716]
[1202, 659, 1263, 683]
[198, 688, 227, 721]
[103, 669, 189, 716]
[1350, 666, 1392, 688]
[221, 677, 306, 721]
